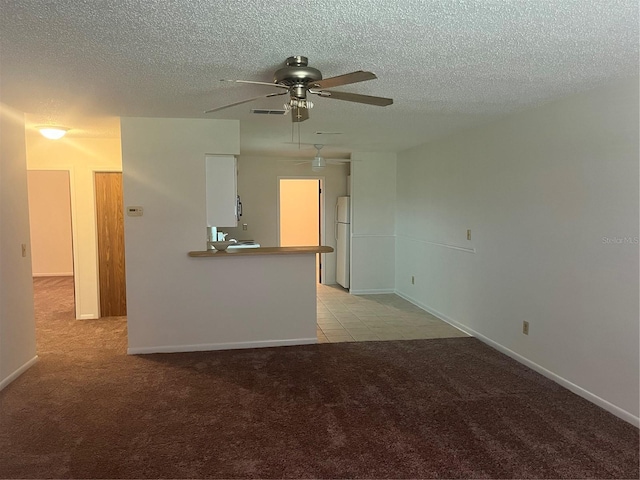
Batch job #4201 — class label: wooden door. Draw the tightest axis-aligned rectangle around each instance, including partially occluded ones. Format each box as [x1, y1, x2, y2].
[95, 172, 127, 316]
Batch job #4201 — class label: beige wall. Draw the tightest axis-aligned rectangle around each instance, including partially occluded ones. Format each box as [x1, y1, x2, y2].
[395, 77, 639, 424]
[223, 157, 349, 284]
[349, 152, 397, 294]
[26, 133, 122, 319]
[27, 170, 74, 276]
[0, 107, 37, 389]
[122, 117, 323, 353]
[121, 117, 246, 351]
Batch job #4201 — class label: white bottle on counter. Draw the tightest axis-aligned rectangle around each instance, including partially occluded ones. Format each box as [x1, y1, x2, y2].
[206, 226, 217, 242]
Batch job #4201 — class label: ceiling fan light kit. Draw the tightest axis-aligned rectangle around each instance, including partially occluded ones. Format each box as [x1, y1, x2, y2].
[311, 156, 326, 171]
[311, 144, 326, 171]
[207, 56, 393, 123]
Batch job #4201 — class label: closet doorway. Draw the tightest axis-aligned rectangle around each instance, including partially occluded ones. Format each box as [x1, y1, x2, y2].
[27, 170, 76, 316]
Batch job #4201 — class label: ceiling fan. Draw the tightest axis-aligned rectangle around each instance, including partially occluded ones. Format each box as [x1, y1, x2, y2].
[205, 56, 393, 122]
[294, 144, 347, 171]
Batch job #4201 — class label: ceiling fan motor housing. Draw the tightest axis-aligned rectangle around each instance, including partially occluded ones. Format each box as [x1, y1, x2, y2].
[273, 56, 323, 94]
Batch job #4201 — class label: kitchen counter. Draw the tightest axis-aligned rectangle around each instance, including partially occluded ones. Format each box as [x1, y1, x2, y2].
[126, 244, 335, 355]
[188, 246, 333, 257]
[130, 245, 333, 355]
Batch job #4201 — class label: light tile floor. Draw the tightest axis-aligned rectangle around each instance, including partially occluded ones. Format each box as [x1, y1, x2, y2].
[316, 284, 469, 343]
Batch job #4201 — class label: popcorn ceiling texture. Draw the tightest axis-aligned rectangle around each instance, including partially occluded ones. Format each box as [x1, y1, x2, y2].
[0, 0, 637, 153]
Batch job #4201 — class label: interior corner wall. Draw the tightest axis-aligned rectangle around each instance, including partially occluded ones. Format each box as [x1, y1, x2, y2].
[395, 77, 640, 423]
[25, 134, 122, 319]
[350, 152, 397, 294]
[0, 108, 37, 389]
[222, 157, 349, 285]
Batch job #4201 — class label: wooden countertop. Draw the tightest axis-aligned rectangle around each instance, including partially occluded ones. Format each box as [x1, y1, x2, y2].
[188, 246, 334, 257]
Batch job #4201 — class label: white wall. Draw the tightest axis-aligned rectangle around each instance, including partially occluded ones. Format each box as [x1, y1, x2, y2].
[27, 170, 73, 276]
[223, 157, 349, 285]
[122, 118, 320, 353]
[0, 107, 38, 390]
[26, 134, 122, 319]
[395, 78, 639, 423]
[350, 152, 397, 294]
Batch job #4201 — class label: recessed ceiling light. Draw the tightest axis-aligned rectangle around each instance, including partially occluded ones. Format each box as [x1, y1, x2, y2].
[38, 126, 69, 140]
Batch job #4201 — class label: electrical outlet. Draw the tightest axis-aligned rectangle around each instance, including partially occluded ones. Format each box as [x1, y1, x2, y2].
[467, 229, 471, 241]
[522, 321, 529, 335]
[21, 244, 27, 257]
[411, 276, 415, 285]
[242, 223, 248, 231]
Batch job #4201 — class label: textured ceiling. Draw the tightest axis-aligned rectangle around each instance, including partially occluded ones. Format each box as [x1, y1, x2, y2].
[1, 0, 637, 158]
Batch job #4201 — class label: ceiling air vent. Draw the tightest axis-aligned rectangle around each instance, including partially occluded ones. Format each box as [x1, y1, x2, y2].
[251, 108, 288, 115]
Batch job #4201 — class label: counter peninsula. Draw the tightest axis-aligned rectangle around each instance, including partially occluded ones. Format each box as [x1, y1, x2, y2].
[127, 245, 336, 355]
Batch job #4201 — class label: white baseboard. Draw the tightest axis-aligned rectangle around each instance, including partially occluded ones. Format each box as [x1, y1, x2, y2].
[349, 288, 395, 295]
[0, 355, 39, 392]
[128, 337, 318, 355]
[79, 314, 97, 320]
[395, 290, 640, 427]
[33, 273, 74, 277]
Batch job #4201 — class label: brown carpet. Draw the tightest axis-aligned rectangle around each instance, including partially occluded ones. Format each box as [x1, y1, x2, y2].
[0, 277, 637, 479]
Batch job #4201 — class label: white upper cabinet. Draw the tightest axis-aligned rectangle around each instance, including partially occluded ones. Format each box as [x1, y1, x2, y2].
[206, 155, 238, 227]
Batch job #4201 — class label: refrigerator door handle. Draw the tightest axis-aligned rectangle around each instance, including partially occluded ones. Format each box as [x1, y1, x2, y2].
[335, 202, 339, 241]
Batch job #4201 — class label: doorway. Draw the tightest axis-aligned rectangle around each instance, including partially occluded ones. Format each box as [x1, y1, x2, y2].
[26, 170, 76, 316]
[95, 172, 127, 317]
[278, 178, 323, 283]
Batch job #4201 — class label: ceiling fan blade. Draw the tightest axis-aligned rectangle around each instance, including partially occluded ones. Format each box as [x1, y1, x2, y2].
[220, 79, 289, 90]
[309, 71, 377, 89]
[291, 106, 310, 123]
[205, 91, 288, 113]
[311, 89, 393, 106]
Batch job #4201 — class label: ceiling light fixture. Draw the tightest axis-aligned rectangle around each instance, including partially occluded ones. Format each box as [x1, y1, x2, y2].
[311, 156, 326, 171]
[283, 98, 314, 112]
[311, 144, 326, 171]
[38, 126, 69, 140]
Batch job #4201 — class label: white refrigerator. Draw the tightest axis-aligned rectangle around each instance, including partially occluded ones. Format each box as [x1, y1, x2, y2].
[336, 196, 350, 288]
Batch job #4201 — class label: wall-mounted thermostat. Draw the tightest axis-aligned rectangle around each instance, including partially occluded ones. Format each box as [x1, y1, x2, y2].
[127, 206, 144, 217]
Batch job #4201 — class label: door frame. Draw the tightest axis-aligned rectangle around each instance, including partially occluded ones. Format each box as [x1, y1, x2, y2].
[27, 166, 80, 316]
[277, 176, 326, 284]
